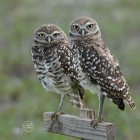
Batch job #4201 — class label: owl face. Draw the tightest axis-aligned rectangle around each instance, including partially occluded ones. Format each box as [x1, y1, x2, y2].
[69, 17, 101, 40]
[34, 24, 68, 46]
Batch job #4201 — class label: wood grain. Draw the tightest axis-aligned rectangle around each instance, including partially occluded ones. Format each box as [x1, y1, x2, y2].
[43, 112, 116, 140]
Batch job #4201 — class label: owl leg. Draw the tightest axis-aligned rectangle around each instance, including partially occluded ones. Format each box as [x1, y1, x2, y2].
[57, 94, 65, 112]
[91, 93, 105, 128]
[51, 94, 65, 120]
[98, 93, 105, 121]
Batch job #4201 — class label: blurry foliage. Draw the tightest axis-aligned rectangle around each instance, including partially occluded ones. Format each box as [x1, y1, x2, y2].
[0, 0, 140, 140]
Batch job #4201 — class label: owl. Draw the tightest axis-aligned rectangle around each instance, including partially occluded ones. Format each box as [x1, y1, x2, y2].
[69, 16, 136, 126]
[31, 24, 84, 118]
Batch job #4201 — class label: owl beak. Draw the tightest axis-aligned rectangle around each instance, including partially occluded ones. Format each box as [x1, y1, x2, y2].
[47, 37, 51, 44]
[81, 29, 85, 37]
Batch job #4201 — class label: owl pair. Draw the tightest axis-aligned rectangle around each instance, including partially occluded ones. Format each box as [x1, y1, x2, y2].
[32, 17, 136, 127]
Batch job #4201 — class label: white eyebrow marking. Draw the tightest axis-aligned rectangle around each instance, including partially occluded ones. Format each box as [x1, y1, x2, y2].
[85, 22, 92, 26]
[53, 31, 60, 34]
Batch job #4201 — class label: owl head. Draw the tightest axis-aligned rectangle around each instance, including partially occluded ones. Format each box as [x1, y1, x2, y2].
[33, 24, 68, 46]
[69, 16, 101, 40]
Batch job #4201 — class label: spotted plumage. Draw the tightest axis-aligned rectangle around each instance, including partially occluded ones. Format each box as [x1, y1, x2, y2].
[69, 16, 136, 126]
[31, 24, 84, 115]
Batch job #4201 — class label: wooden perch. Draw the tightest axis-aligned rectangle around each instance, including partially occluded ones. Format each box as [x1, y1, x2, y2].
[43, 109, 116, 140]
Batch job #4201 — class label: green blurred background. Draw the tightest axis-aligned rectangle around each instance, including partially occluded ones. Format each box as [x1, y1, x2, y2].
[0, 0, 140, 139]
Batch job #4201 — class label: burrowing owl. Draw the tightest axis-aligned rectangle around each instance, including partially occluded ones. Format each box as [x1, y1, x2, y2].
[31, 24, 84, 118]
[69, 16, 136, 126]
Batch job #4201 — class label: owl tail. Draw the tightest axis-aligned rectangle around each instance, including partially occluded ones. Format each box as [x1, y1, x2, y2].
[125, 94, 136, 110]
[69, 87, 84, 109]
[112, 96, 136, 111]
[122, 87, 136, 110]
[69, 94, 83, 109]
[128, 101, 136, 110]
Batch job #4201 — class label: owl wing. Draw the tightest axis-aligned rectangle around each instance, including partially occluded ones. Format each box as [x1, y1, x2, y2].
[79, 42, 135, 110]
[31, 45, 46, 80]
[57, 45, 84, 108]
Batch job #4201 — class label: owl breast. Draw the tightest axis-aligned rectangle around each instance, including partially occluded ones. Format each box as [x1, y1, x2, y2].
[74, 52, 98, 93]
[42, 51, 73, 95]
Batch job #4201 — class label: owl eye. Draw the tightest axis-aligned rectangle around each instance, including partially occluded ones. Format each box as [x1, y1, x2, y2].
[87, 24, 94, 30]
[72, 25, 80, 31]
[53, 33, 60, 37]
[38, 32, 46, 38]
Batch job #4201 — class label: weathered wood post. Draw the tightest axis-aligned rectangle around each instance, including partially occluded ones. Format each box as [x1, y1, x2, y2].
[80, 108, 95, 140]
[43, 109, 116, 140]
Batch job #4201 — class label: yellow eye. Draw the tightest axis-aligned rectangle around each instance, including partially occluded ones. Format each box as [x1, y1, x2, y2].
[87, 24, 94, 30]
[39, 32, 46, 38]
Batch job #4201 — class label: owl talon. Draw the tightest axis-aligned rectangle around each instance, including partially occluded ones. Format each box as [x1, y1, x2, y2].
[59, 111, 67, 115]
[90, 118, 104, 128]
[51, 113, 58, 121]
[51, 111, 67, 121]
